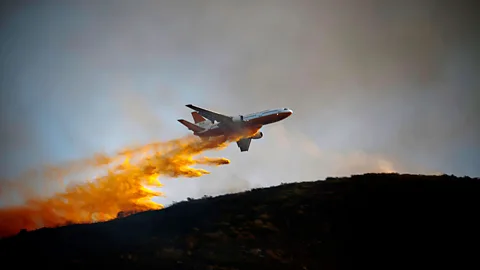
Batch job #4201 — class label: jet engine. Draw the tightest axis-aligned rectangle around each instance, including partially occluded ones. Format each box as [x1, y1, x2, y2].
[251, 131, 263, 139]
[231, 115, 244, 122]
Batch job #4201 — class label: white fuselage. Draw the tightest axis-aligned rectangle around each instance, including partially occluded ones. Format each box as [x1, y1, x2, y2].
[196, 107, 293, 138]
[178, 104, 293, 151]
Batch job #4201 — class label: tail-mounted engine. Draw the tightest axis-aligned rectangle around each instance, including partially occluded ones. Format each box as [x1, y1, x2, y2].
[231, 115, 244, 122]
[251, 131, 263, 139]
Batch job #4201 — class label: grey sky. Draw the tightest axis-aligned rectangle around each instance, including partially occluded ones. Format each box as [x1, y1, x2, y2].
[1, 0, 479, 206]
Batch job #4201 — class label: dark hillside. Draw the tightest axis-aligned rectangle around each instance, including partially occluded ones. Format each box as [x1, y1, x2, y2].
[1, 173, 479, 269]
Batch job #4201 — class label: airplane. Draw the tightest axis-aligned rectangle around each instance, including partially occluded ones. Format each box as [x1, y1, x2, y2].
[178, 104, 293, 152]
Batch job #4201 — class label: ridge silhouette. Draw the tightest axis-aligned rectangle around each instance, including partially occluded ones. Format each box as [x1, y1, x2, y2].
[1, 173, 479, 269]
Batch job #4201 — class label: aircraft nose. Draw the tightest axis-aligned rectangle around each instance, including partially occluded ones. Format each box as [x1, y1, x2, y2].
[286, 109, 293, 116]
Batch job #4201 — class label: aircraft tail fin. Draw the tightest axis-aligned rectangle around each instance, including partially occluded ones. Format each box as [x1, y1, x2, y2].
[178, 119, 205, 133]
[191, 112, 207, 123]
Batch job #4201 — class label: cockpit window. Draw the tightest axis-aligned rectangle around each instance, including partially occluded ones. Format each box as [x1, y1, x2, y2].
[284, 108, 288, 110]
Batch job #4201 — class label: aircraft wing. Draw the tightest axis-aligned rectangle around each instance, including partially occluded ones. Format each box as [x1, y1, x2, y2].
[186, 104, 233, 123]
[236, 138, 252, 152]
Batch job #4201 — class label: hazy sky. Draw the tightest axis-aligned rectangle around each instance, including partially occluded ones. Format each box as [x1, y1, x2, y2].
[1, 0, 479, 206]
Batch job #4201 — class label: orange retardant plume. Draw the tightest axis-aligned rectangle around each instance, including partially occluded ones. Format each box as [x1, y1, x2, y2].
[0, 132, 254, 238]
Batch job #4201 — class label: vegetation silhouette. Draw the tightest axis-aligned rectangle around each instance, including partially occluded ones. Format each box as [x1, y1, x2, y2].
[0, 173, 479, 269]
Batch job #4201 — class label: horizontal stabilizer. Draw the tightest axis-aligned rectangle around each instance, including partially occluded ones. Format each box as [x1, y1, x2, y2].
[178, 119, 205, 133]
